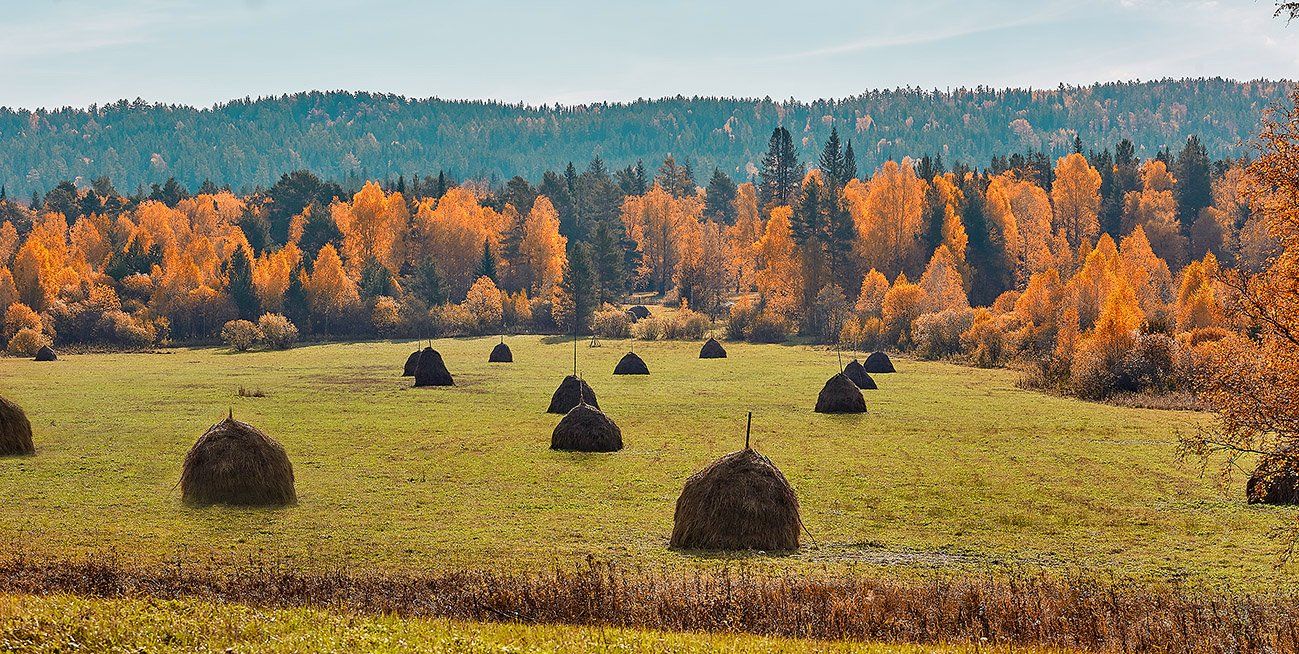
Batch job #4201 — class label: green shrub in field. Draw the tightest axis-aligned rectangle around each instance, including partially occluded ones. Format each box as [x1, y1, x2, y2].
[221, 320, 262, 352]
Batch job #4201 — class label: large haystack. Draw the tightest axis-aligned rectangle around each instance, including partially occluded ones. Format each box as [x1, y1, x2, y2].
[34, 346, 57, 362]
[863, 351, 895, 373]
[613, 351, 649, 375]
[548, 375, 599, 414]
[843, 359, 878, 390]
[489, 341, 513, 363]
[551, 401, 623, 452]
[699, 337, 727, 359]
[413, 347, 454, 387]
[815, 373, 867, 414]
[628, 305, 651, 321]
[0, 395, 34, 457]
[180, 416, 296, 506]
[402, 350, 420, 377]
[1247, 448, 1299, 505]
[670, 448, 801, 551]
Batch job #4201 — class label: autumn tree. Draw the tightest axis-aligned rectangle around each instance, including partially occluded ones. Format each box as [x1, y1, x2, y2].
[306, 244, 361, 333]
[1051, 153, 1102, 248]
[518, 196, 568, 296]
[849, 160, 927, 278]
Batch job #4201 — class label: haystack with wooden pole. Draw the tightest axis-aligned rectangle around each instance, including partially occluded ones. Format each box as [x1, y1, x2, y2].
[180, 412, 296, 506]
[413, 347, 454, 387]
[489, 336, 513, 363]
[815, 373, 867, 414]
[670, 414, 801, 551]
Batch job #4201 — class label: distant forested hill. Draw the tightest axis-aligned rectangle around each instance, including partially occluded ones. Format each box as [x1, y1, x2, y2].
[0, 78, 1290, 196]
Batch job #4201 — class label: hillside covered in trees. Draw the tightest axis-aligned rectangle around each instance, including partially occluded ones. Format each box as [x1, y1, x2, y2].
[0, 78, 1290, 199]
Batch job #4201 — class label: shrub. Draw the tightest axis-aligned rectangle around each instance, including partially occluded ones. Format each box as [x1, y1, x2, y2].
[463, 276, 504, 333]
[528, 295, 555, 332]
[3, 303, 41, 342]
[726, 297, 759, 341]
[503, 291, 532, 330]
[666, 308, 710, 340]
[746, 311, 791, 344]
[1119, 333, 1180, 392]
[220, 319, 262, 352]
[913, 309, 975, 360]
[6, 327, 50, 356]
[630, 308, 711, 341]
[371, 296, 402, 336]
[631, 316, 663, 340]
[592, 306, 630, 338]
[431, 303, 475, 336]
[96, 310, 157, 346]
[257, 314, 298, 350]
[961, 309, 1011, 368]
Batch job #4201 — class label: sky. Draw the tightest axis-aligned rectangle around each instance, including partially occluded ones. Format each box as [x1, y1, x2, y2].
[1, 0, 1297, 109]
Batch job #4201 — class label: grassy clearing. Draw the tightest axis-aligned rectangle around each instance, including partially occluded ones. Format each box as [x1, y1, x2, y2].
[0, 593, 1051, 654]
[0, 337, 1289, 583]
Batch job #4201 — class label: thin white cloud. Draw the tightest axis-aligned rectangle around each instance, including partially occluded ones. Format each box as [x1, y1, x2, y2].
[761, 2, 1075, 63]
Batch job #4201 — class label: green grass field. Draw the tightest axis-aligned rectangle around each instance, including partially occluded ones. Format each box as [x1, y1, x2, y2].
[0, 593, 1066, 653]
[0, 337, 1289, 584]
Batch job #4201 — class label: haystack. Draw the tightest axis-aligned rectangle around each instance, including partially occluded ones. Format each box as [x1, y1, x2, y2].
[628, 305, 651, 321]
[843, 359, 877, 390]
[34, 346, 57, 362]
[548, 375, 599, 414]
[613, 351, 649, 375]
[413, 347, 454, 387]
[670, 447, 801, 551]
[815, 373, 867, 414]
[180, 415, 296, 506]
[551, 401, 623, 452]
[489, 341, 513, 363]
[402, 350, 420, 376]
[1247, 448, 1299, 505]
[863, 351, 895, 373]
[0, 395, 34, 457]
[699, 337, 727, 359]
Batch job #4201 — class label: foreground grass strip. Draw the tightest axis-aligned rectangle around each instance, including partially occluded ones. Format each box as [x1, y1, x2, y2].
[0, 555, 1295, 653]
[0, 593, 1062, 653]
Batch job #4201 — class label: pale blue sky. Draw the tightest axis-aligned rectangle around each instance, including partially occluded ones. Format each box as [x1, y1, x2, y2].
[2, 0, 1296, 108]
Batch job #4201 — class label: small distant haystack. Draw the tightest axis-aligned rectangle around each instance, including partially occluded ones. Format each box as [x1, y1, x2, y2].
[489, 341, 513, 363]
[180, 415, 296, 506]
[0, 395, 34, 457]
[548, 375, 599, 414]
[843, 359, 877, 390]
[413, 347, 454, 387]
[402, 350, 420, 377]
[551, 401, 623, 452]
[815, 373, 867, 414]
[628, 305, 651, 321]
[34, 346, 57, 362]
[670, 448, 801, 551]
[613, 351, 649, 375]
[699, 337, 727, 359]
[864, 351, 895, 373]
[1247, 448, 1299, 505]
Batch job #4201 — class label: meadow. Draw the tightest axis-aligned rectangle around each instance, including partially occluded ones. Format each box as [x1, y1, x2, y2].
[0, 337, 1289, 586]
[0, 593, 1074, 654]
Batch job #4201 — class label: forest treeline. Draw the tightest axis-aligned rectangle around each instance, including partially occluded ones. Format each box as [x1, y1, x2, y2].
[0, 116, 1270, 401]
[0, 78, 1289, 199]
